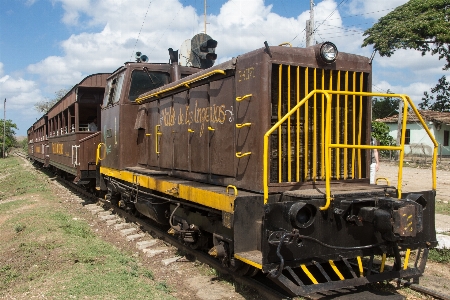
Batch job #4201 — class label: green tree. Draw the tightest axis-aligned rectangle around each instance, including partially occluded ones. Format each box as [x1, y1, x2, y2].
[419, 75, 450, 111]
[372, 121, 395, 158]
[362, 0, 450, 70]
[0, 119, 18, 157]
[372, 90, 398, 120]
[34, 88, 69, 113]
[21, 138, 28, 153]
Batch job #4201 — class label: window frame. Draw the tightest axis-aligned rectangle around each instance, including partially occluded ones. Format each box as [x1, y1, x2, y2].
[128, 69, 170, 102]
[404, 128, 411, 145]
[103, 71, 125, 107]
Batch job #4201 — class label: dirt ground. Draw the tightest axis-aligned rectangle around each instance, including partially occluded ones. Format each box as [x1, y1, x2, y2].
[377, 160, 450, 202]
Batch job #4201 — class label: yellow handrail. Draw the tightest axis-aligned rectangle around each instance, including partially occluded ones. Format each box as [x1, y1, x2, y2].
[236, 123, 252, 128]
[135, 70, 226, 103]
[263, 90, 438, 210]
[236, 152, 251, 158]
[376, 177, 390, 186]
[155, 125, 162, 154]
[226, 185, 238, 196]
[278, 42, 293, 47]
[236, 94, 253, 102]
[96, 142, 106, 165]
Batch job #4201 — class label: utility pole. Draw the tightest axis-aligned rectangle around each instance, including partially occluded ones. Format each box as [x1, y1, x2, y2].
[3, 98, 5, 159]
[306, 0, 315, 47]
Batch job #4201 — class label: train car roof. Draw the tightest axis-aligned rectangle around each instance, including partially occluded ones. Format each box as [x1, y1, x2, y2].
[46, 73, 110, 118]
[32, 114, 48, 129]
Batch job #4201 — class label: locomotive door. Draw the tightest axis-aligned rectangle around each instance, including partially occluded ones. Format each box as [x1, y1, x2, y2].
[209, 78, 235, 176]
[147, 100, 160, 168]
[188, 85, 209, 173]
[159, 97, 174, 170]
[173, 91, 189, 171]
[137, 106, 148, 166]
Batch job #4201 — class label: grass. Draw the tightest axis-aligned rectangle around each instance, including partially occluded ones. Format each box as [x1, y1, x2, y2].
[428, 248, 450, 263]
[435, 201, 450, 216]
[0, 159, 49, 200]
[0, 156, 175, 299]
[14, 223, 26, 233]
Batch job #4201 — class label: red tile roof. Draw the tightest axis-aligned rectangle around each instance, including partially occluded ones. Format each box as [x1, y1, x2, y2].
[376, 110, 450, 125]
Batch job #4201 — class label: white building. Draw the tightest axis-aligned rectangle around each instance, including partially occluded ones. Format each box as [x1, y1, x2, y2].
[377, 110, 450, 157]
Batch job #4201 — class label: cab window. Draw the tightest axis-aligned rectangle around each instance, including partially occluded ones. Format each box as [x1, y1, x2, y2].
[103, 72, 125, 106]
[128, 70, 169, 102]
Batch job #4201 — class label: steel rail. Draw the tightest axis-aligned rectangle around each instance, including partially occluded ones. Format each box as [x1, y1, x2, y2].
[400, 279, 450, 300]
[53, 175, 290, 300]
[19, 152, 446, 300]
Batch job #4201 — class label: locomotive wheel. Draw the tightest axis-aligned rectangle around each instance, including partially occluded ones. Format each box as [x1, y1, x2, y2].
[235, 264, 251, 276]
[246, 266, 259, 277]
[235, 264, 259, 277]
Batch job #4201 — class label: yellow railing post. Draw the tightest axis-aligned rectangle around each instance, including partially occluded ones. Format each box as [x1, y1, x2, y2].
[263, 90, 438, 209]
[278, 65, 283, 183]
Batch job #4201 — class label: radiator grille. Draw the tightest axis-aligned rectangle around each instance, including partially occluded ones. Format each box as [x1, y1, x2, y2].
[270, 64, 370, 184]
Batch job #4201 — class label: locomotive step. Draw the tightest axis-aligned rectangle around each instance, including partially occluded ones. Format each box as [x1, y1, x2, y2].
[283, 184, 396, 199]
[125, 166, 169, 176]
[234, 250, 263, 269]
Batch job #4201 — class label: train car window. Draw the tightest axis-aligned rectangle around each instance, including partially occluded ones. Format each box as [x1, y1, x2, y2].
[103, 72, 125, 106]
[128, 70, 169, 102]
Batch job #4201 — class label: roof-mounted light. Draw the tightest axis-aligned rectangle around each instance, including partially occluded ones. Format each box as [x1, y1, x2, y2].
[319, 42, 338, 64]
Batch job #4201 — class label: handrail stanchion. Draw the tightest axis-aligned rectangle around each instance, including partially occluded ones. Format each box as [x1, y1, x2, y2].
[323, 92, 332, 210]
[405, 95, 438, 190]
[263, 90, 438, 209]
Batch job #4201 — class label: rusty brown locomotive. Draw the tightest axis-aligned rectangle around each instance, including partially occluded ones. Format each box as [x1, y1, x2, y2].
[28, 34, 437, 296]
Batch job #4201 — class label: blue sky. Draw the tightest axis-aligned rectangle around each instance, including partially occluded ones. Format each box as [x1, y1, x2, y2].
[1, 0, 448, 136]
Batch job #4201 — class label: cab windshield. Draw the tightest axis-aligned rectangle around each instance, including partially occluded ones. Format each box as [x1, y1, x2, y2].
[129, 70, 169, 102]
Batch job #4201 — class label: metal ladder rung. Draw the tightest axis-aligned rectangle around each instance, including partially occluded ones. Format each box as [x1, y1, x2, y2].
[285, 266, 304, 286]
[341, 257, 357, 278]
[313, 261, 332, 282]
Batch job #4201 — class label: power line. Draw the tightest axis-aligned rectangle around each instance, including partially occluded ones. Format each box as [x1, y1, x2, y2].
[312, 0, 349, 35]
[294, 6, 395, 47]
[148, 2, 185, 57]
[332, 7, 397, 20]
[280, 0, 299, 41]
[319, 22, 375, 30]
[130, 0, 153, 61]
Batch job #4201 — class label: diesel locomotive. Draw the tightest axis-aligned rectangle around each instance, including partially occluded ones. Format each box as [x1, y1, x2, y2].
[28, 34, 438, 296]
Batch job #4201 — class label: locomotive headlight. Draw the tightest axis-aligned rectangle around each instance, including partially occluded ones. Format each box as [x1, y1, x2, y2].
[319, 42, 338, 64]
[289, 202, 316, 229]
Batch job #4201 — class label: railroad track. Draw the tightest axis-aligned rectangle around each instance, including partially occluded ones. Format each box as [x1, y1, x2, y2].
[16, 151, 450, 300]
[49, 168, 288, 300]
[400, 280, 450, 300]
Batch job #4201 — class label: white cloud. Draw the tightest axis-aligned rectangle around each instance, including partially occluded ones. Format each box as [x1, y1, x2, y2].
[216, 0, 272, 29]
[372, 80, 433, 106]
[0, 74, 44, 110]
[27, 55, 84, 88]
[346, 0, 408, 20]
[376, 49, 446, 75]
[6, 0, 448, 135]
[0, 62, 3, 77]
